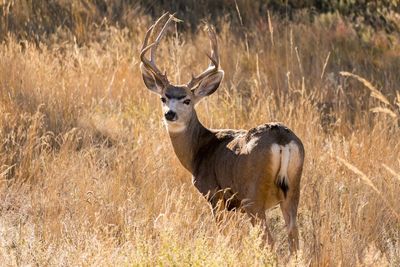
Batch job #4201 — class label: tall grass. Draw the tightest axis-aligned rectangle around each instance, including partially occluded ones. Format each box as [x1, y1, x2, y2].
[1, 4, 400, 266]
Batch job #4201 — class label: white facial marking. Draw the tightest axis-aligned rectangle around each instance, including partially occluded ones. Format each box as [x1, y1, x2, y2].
[167, 99, 180, 112]
[163, 98, 191, 133]
[165, 121, 186, 133]
[163, 99, 187, 133]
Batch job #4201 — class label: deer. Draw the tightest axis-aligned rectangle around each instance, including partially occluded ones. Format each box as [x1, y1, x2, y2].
[139, 13, 305, 253]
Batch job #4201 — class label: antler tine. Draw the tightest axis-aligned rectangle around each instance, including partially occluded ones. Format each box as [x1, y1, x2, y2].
[141, 25, 154, 52]
[207, 26, 219, 68]
[140, 42, 168, 84]
[187, 25, 220, 88]
[140, 12, 172, 86]
[141, 12, 169, 52]
[151, 13, 176, 64]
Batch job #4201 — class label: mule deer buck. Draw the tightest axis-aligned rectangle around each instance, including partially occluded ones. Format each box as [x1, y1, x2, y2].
[139, 13, 305, 253]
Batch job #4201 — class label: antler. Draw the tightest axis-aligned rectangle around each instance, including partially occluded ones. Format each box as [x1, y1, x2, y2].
[140, 13, 175, 87]
[187, 25, 220, 88]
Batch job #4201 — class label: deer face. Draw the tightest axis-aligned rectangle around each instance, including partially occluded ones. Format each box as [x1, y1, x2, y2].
[160, 85, 193, 133]
[141, 71, 224, 133]
[139, 13, 224, 133]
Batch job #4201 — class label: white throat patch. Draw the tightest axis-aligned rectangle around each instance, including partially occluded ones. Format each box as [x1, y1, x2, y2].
[164, 120, 187, 133]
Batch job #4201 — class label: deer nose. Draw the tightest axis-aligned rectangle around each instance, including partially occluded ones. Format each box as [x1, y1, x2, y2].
[164, 110, 177, 121]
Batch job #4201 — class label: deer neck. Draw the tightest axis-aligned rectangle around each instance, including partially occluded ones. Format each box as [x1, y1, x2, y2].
[167, 111, 214, 174]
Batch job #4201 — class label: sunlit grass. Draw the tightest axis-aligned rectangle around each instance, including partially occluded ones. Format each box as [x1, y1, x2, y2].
[1, 7, 400, 266]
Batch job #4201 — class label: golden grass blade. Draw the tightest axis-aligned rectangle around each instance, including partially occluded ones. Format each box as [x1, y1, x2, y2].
[234, 0, 244, 27]
[370, 107, 398, 118]
[335, 156, 380, 194]
[320, 51, 331, 80]
[267, 10, 274, 47]
[295, 46, 303, 76]
[0, 164, 15, 179]
[382, 164, 400, 183]
[336, 156, 400, 222]
[339, 71, 391, 106]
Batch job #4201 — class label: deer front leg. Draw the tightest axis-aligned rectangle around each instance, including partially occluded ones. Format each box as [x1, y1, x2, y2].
[209, 190, 226, 224]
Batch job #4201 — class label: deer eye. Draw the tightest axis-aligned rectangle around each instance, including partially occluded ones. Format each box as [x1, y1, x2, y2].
[183, 99, 191, 105]
[161, 97, 166, 103]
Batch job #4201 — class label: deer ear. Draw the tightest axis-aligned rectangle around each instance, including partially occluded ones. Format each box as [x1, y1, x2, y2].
[192, 70, 224, 99]
[140, 63, 164, 95]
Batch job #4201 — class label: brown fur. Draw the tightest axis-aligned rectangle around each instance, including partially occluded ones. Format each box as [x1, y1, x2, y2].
[168, 110, 305, 252]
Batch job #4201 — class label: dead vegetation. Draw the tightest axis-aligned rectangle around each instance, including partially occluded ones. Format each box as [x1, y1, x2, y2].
[0, 1, 400, 266]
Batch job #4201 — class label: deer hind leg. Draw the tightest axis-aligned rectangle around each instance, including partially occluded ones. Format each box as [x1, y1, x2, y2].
[280, 190, 300, 254]
[278, 141, 303, 253]
[281, 144, 303, 253]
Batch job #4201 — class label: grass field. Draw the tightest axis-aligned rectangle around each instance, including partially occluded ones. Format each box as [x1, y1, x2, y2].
[1, 2, 400, 266]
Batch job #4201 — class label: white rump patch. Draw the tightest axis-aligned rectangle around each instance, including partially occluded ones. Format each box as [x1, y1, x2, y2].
[287, 141, 301, 181]
[271, 141, 302, 193]
[270, 144, 281, 177]
[271, 141, 297, 195]
[278, 145, 290, 183]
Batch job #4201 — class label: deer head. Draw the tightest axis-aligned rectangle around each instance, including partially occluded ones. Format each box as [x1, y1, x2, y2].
[140, 13, 224, 133]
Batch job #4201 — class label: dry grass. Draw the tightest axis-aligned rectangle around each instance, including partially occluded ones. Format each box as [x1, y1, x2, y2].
[1, 8, 400, 267]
